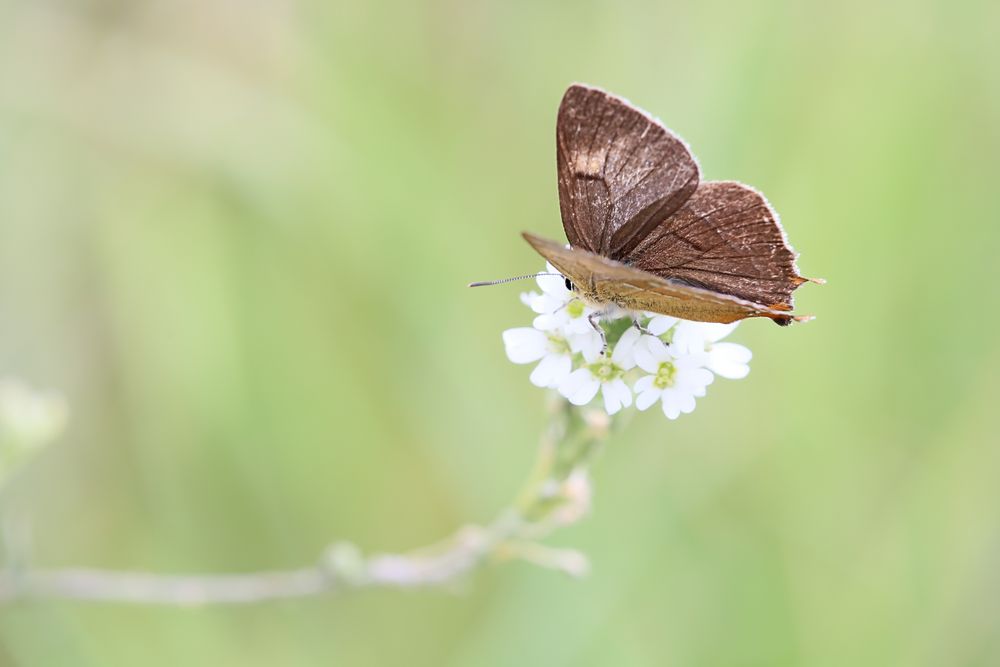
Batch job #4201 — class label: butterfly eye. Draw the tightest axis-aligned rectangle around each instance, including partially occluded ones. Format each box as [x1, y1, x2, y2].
[564, 278, 574, 291]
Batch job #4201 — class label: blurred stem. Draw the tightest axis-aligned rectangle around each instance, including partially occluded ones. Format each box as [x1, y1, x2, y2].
[0, 397, 609, 605]
[516, 396, 607, 521]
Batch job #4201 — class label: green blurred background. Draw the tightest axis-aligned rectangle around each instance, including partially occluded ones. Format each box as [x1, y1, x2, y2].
[1, 0, 998, 664]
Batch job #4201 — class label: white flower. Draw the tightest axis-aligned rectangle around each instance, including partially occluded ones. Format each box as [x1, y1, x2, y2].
[502, 328, 575, 388]
[526, 263, 595, 337]
[557, 328, 641, 415]
[647, 315, 680, 336]
[705, 341, 752, 380]
[645, 316, 751, 380]
[503, 264, 753, 420]
[671, 321, 735, 353]
[0, 378, 68, 448]
[667, 320, 752, 380]
[633, 336, 714, 420]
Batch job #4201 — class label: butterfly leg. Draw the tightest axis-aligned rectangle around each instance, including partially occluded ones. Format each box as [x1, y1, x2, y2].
[588, 312, 608, 356]
[631, 317, 652, 335]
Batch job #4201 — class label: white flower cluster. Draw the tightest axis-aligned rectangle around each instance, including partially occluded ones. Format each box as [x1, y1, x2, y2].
[503, 264, 752, 419]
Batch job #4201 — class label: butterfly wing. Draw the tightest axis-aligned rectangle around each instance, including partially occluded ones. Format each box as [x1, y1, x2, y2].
[557, 84, 700, 261]
[522, 232, 799, 325]
[624, 181, 812, 311]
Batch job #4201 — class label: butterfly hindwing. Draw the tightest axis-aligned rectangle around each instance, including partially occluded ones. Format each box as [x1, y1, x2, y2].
[625, 181, 808, 310]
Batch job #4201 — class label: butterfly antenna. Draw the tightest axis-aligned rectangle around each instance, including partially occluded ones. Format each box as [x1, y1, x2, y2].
[468, 273, 561, 288]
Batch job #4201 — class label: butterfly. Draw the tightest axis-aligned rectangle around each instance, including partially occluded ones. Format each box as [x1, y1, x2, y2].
[487, 84, 820, 330]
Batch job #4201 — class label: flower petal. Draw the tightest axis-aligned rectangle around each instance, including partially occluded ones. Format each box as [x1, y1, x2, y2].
[661, 392, 682, 420]
[537, 270, 569, 298]
[532, 313, 561, 331]
[602, 378, 632, 415]
[647, 315, 679, 336]
[674, 390, 697, 414]
[571, 331, 604, 364]
[502, 328, 547, 364]
[528, 292, 559, 315]
[698, 321, 739, 343]
[559, 369, 601, 406]
[635, 335, 669, 373]
[671, 322, 738, 354]
[675, 367, 715, 394]
[520, 291, 541, 308]
[633, 375, 655, 394]
[530, 353, 572, 388]
[707, 343, 752, 379]
[558, 367, 587, 393]
[611, 327, 640, 369]
[564, 311, 595, 335]
[635, 387, 661, 411]
[673, 349, 710, 370]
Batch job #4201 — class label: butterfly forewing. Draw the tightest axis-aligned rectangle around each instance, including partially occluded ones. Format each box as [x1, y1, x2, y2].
[557, 85, 700, 260]
[625, 181, 807, 310]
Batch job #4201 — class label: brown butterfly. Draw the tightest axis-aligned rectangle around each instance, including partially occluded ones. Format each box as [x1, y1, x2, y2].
[476, 83, 820, 328]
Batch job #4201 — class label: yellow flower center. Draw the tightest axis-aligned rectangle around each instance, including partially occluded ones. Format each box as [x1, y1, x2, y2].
[588, 359, 623, 381]
[653, 362, 676, 389]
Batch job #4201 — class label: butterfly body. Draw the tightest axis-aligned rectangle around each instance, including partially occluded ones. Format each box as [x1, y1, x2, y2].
[524, 84, 818, 326]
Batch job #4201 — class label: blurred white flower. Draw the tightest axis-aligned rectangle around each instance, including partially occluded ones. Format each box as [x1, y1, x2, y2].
[633, 336, 714, 420]
[0, 378, 68, 447]
[0, 378, 68, 488]
[550, 469, 592, 526]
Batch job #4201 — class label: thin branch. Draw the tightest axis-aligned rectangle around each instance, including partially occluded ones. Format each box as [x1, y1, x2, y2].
[0, 401, 608, 605]
[0, 567, 333, 605]
[0, 522, 502, 604]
